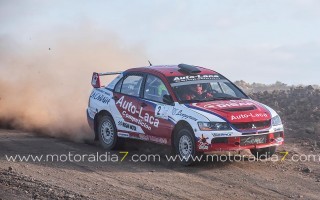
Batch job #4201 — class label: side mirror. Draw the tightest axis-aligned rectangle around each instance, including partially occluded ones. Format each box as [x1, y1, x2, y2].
[163, 94, 174, 106]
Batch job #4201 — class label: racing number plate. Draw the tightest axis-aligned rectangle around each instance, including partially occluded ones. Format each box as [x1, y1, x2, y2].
[241, 135, 267, 145]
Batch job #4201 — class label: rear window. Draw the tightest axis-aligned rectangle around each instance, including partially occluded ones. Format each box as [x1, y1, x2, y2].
[119, 75, 144, 97]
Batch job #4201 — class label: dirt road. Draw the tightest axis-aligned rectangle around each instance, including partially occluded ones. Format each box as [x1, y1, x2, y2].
[1, 129, 320, 200]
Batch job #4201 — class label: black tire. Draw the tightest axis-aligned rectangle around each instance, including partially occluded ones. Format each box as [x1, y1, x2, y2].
[174, 127, 199, 166]
[250, 146, 276, 159]
[97, 115, 119, 150]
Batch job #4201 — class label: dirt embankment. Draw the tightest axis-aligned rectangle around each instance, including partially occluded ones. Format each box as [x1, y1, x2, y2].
[248, 86, 320, 142]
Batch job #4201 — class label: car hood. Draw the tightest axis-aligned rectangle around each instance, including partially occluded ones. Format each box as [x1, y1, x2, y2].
[186, 99, 272, 123]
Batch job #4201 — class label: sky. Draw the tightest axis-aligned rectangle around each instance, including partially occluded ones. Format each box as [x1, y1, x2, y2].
[1, 0, 319, 85]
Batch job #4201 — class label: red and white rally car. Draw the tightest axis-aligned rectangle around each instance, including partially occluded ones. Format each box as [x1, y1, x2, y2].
[87, 64, 284, 164]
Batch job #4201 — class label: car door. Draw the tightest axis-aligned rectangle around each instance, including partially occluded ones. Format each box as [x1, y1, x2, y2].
[137, 74, 174, 145]
[111, 74, 146, 136]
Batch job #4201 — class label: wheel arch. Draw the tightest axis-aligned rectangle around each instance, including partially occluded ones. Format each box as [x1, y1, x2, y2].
[94, 110, 114, 141]
[171, 120, 193, 147]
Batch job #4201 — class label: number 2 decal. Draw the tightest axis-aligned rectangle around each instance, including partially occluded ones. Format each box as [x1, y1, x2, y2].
[155, 104, 169, 119]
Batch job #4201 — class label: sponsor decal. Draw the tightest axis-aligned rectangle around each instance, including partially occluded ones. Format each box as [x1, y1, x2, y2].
[118, 121, 137, 131]
[172, 108, 197, 121]
[172, 108, 179, 115]
[274, 127, 283, 132]
[243, 135, 266, 145]
[138, 134, 167, 144]
[231, 113, 268, 120]
[199, 143, 209, 150]
[211, 132, 232, 137]
[202, 101, 254, 109]
[117, 132, 130, 138]
[90, 91, 110, 104]
[198, 134, 209, 150]
[122, 111, 152, 130]
[173, 74, 220, 83]
[116, 96, 159, 130]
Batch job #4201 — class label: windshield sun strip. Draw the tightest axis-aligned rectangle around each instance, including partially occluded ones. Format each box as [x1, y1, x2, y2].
[170, 79, 228, 87]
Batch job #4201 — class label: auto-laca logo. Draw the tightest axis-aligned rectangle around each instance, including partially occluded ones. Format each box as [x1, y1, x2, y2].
[115, 96, 159, 130]
[173, 74, 220, 82]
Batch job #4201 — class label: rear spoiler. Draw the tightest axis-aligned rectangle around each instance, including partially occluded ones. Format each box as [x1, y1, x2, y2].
[91, 71, 122, 88]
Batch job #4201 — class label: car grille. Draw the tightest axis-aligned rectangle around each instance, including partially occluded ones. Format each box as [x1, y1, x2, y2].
[232, 120, 271, 131]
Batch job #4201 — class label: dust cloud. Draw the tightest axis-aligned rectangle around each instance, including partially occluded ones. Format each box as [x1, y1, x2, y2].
[0, 25, 147, 141]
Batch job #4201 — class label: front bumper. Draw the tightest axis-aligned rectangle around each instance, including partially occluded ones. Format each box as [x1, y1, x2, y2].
[198, 131, 284, 153]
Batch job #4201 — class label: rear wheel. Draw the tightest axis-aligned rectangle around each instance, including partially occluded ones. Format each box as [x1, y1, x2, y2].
[174, 127, 199, 166]
[97, 115, 119, 150]
[250, 146, 276, 159]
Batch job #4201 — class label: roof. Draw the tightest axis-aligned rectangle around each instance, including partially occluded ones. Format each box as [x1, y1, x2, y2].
[125, 64, 218, 77]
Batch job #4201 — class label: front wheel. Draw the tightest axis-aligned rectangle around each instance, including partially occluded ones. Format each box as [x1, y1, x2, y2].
[174, 127, 199, 166]
[97, 115, 119, 150]
[250, 146, 276, 159]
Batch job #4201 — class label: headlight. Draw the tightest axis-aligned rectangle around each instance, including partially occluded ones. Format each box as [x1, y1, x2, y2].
[271, 115, 282, 126]
[198, 122, 232, 131]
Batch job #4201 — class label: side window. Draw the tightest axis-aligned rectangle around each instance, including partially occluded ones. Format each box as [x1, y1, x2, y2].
[114, 78, 123, 93]
[144, 75, 169, 103]
[121, 75, 143, 97]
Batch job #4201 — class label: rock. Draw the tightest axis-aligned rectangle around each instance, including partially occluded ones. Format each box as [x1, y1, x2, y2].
[305, 127, 315, 134]
[301, 167, 312, 173]
[8, 166, 13, 171]
[66, 194, 75, 199]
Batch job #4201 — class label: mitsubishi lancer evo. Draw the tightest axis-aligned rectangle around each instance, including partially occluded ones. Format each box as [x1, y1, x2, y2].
[87, 64, 284, 165]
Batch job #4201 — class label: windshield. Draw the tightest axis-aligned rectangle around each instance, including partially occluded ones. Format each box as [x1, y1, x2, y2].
[170, 78, 248, 103]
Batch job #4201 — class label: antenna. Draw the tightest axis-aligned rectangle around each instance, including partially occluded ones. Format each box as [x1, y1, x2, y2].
[148, 60, 152, 66]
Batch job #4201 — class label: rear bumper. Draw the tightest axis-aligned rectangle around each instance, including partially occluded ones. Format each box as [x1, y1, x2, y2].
[199, 132, 284, 153]
[86, 109, 94, 130]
